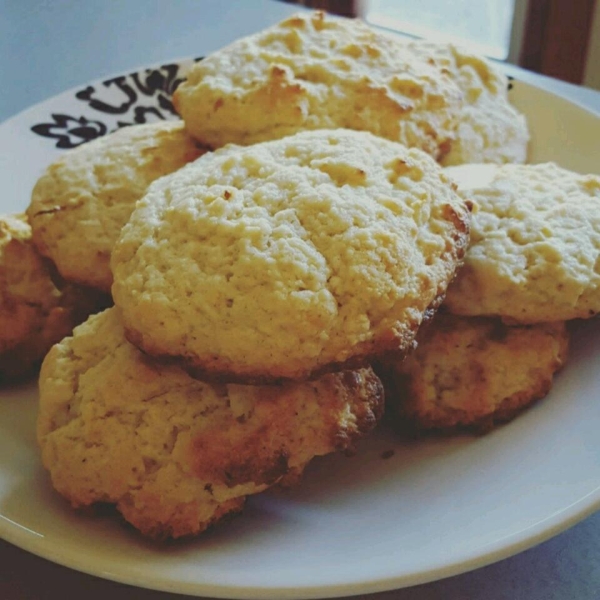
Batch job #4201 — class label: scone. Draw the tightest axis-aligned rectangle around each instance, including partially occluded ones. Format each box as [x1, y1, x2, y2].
[37, 308, 384, 539]
[444, 163, 600, 323]
[27, 121, 207, 293]
[173, 11, 463, 159]
[442, 73, 528, 166]
[404, 40, 528, 165]
[442, 49, 528, 165]
[111, 129, 471, 383]
[0, 214, 107, 382]
[384, 315, 569, 431]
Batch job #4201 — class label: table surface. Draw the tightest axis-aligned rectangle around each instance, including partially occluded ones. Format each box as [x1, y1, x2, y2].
[1, 1, 600, 599]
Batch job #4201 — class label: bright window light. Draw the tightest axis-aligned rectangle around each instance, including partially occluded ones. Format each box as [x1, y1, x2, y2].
[364, 0, 517, 60]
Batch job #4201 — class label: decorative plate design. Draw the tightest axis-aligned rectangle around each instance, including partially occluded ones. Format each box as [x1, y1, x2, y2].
[30, 59, 200, 149]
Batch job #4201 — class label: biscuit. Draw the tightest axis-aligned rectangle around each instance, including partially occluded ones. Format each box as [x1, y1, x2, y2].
[443, 163, 600, 323]
[37, 308, 384, 539]
[384, 315, 569, 431]
[111, 129, 471, 383]
[27, 121, 206, 293]
[441, 52, 529, 166]
[173, 11, 463, 159]
[403, 40, 529, 165]
[0, 214, 107, 382]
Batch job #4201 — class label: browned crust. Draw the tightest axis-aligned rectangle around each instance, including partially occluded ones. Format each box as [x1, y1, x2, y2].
[66, 364, 383, 541]
[188, 367, 384, 488]
[395, 370, 560, 435]
[123, 292, 435, 385]
[385, 320, 570, 435]
[334, 368, 385, 450]
[275, 369, 385, 490]
[117, 493, 246, 541]
[123, 284, 463, 387]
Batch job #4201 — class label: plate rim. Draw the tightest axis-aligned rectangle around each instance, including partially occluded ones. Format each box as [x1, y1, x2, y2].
[2, 484, 600, 600]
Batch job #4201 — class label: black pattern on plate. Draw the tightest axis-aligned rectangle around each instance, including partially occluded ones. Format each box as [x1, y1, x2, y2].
[30, 59, 202, 149]
[31, 114, 108, 149]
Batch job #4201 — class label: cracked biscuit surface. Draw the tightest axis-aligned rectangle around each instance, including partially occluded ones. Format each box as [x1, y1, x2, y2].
[404, 40, 529, 165]
[442, 69, 528, 166]
[111, 129, 471, 383]
[444, 163, 600, 323]
[0, 214, 106, 382]
[173, 11, 462, 159]
[37, 308, 384, 539]
[27, 121, 206, 293]
[384, 315, 569, 431]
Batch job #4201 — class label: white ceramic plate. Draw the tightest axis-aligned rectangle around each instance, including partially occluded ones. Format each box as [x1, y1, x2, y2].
[1, 60, 600, 600]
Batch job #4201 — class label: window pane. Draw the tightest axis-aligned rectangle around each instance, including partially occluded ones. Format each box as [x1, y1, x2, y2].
[364, 0, 517, 60]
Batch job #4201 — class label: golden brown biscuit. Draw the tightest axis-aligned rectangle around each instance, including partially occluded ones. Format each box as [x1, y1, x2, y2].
[0, 214, 107, 382]
[443, 163, 600, 323]
[37, 308, 384, 539]
[384, 315, 569, 432]
[173, 11, 463, 159]
[402, 40, 529, 165]
[111, 129, 471, 383]
[28, 121, 206, 293]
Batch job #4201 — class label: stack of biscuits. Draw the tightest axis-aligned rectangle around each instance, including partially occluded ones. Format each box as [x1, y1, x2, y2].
[32, 125, 470, 539]
[384, 162, 599, 431]
[2, 11, 598, 539]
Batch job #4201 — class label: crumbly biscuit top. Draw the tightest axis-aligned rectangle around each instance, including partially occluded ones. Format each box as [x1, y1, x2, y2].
[442, 46, 528, 165]
[112, 129, 470, 382]
[402, 40, 528, 165]
[403, 40, 508, 99]
[444, 163, 600, 322]
[27, 121, 205, 292]
[173, 11, 462, 158]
